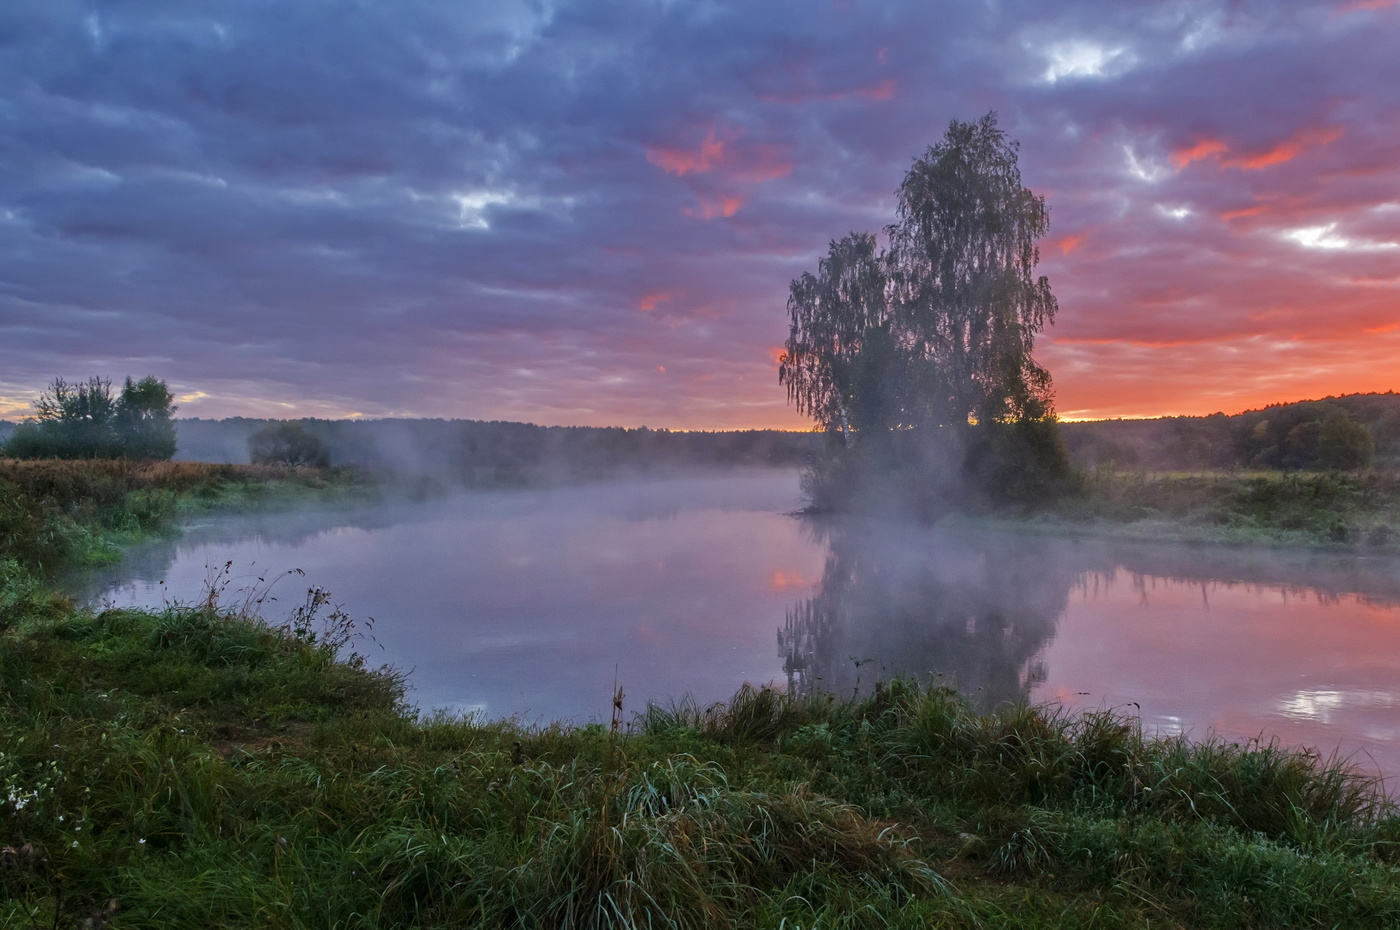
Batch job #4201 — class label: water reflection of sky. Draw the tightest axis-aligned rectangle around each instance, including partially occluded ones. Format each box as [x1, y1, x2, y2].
[1040, 577, 1400, 775]
[81, 473, 828, 725]
[77, 471, 1400, 779]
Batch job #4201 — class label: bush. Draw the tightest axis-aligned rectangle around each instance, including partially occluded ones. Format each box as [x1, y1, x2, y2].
[963, 418, 1073, 506]
[247, 421, 331, 468]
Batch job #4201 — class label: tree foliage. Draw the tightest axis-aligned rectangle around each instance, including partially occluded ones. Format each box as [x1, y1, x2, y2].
[779, 113, 1067, 511]
[1317, 410, 1374, 471]
[887, 112, 1057, 428]
[1064, 394, 1394, 473]
[3, 376, 177, 460]
[247, 421, 331, 468]
[779, 232, 890, 446]
[115, 376, 180, 460]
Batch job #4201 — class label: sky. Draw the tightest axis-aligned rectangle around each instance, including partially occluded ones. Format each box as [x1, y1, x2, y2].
[2, 0, 1397, 429]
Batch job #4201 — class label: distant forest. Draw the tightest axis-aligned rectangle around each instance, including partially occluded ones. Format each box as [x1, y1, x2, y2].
[172, 418, 820, 485]
[2, 392, 1397, 478]
[1062, 392, 1400, 471]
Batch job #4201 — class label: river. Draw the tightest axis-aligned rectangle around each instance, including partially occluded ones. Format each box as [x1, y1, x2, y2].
[74, 470, 1400, 778]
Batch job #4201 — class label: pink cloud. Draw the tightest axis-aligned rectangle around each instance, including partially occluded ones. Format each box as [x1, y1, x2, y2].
[855, 78, 898, 100]
[646, 128, 727, 176]
[1171, 137, 1229, 169]
[637, 291, 674, 311]
[1053, 232, 1087, 255]
[1171, 127, 1344, 172]
[1222, 127, 1344, 170]
[685, 193, 745, 219]
[1220, 205, 1267, 221]
[645, 127, 792, 192]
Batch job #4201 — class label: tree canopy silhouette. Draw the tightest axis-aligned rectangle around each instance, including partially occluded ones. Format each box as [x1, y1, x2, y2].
[779, 113, 1067, 512]
[4, 375, 177, 460]
[247, 421, 331, 468]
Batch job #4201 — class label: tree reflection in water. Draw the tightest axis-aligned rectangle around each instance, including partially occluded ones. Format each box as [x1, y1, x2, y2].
[779, 520, 1400, 713]
[780, 520, 1079, 710]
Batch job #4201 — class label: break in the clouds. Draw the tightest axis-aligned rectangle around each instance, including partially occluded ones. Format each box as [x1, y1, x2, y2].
[1, 0, 1397, 427]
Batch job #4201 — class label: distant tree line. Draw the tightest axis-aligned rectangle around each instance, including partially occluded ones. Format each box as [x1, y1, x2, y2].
[175, 417, 820, 483]
[1063, 392, 1400, 472]
[3, 376, 177, 460]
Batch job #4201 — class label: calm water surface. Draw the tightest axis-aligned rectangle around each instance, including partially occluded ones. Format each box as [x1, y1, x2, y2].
[78, 471, 1400, 777]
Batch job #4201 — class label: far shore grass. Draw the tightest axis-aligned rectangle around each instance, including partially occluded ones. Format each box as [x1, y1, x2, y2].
[4, 457, 1400, 927]
[967, 466, 1400, 552]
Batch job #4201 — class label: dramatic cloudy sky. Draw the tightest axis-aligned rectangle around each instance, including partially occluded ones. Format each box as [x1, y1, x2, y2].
[2, 1, 1397, 428]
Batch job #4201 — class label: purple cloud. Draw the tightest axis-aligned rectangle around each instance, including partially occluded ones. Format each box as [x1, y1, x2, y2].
[1, 0, 1396, 426]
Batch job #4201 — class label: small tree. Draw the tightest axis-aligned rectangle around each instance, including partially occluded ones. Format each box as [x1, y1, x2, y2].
[115, 376, 178, 460]
[40, 376, 119, 457]
[247, 421, 330, 468]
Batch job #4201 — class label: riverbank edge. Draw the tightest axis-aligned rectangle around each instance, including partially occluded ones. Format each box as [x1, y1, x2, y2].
[5, 461, 1400, 927]
[954, 468, 1400, 553]
[946, 511, 1400, 552]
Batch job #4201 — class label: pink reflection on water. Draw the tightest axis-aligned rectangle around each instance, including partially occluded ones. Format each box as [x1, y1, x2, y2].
[1035, 574, 1400, 780]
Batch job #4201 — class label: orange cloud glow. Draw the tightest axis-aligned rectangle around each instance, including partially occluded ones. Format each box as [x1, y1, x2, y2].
[768, 571, 811, 591]
[637, 291, 674, 311]
[651, 133, 791, 182]
[1045, 330, 1400, 421]
[1222, 127, 1344, 170]
[646, 128, 726, 176]
[1171, 137, 1228, 168]
[1220, 204, 1266, 221]
[1053, 232, 1086, 255]
[685, 193, 744, 219]
[855, 78, 898, 100]
[1172, 127, 1343, 173]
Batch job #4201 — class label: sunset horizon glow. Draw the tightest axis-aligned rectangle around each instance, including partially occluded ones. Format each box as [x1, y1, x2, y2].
[2, 1, 1397, 431]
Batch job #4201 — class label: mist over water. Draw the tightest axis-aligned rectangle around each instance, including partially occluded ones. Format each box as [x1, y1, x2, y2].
[78, 472, 825, 722]
[75, 471, 1400, 776]
[783, 520, 1400, 775]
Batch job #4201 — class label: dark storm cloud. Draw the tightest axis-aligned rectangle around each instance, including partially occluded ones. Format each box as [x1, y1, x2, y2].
[2, 0, 1397, 425]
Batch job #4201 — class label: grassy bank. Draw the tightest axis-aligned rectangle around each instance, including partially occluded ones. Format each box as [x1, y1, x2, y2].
[997, 468, 1400, 550]
[5, 604, 1400, 928]
[4, 460, 1400, 927]
[0, 458, 376, 575]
